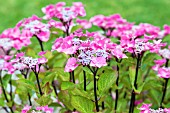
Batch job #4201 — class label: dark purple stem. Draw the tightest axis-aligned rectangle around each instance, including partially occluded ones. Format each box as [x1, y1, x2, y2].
[160, 59, 169, 108]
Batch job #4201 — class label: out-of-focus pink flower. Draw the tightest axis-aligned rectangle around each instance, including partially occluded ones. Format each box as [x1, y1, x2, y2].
[21, 105, 31, 113]
[154, 59, 166, 66]
[52, 36, 79, 54]
[164, 24, 170, 35]
[36, 105, 53, 113]
[4, 55, 13, 61]
[16, 52, 25, 59]
[42, 2, 86, 22]
[65, 57, 79, 72]
[138, 103, 152, 113]
[3, 62, 15, 74]
[76, 19, 92, 29]
[48, 20, 64, 33]
[42, 2, 66, 20]
[38, 51, 46, 56]
[38, 57, 48, 64]
[90, 57, 107, 68]
[134, 99, 143, 106]
[164, 108, 170, 113]
[145, 40, 166, 53]
[111, 46, 127, 59]
[152, 64, 160, 71]
[157, 67, 170, 78]
[0, 27, 32, 50]
[72, 2, 86, 17]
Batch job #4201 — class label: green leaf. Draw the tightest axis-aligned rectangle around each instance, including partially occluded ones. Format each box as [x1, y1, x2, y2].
[44, 51, 53, 60]
[142, 52, 159, 67]
[55, 68, 70, 81]
[98, 72, 116, 95]
[58, 90, 74, 110]
[61, 81, 75, 90]
[129, 66, 135, 88]
[42, 73, 55, 85]
[17, 79, 35, 90]
[71, 25, 83, 33]
[26, 48, 37, 58]
[42, 82, 53, 95]
[36, 95, 52, 106]
[133, 82, 145, 94]
[70, 88, 93, 100]
[50, 27, 63, 36]
[0, 98, 5, 106]
[71, 95, 94, 113]
[82, 66, 93, 75]
[6, 101, 13, 107]
[2, 74, 11, 87]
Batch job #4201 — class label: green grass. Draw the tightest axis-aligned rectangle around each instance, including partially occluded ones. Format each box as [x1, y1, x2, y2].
[0, 0, 170, 32]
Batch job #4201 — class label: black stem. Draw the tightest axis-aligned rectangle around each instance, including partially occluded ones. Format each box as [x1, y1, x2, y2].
[83, 70, 86, 91]
[102, 101, 105, 110]
[129, 54, 140, 113]
[35, 72, 43, 96]
[36, 36, 44, 51]
[93, 69, 99, 112]
[72, 71, 75, 84]
[32, 66, 43, 96]
[69, 72, 72, 82]
[115, 64, 119, 112]
[160, 59, 169, 108]
[0, 72, 9, 102]
[28, 93, 32, 106]
[52, 81, 58, 97]
[0, 71, 14, 113]
[9, 79, 12, 101]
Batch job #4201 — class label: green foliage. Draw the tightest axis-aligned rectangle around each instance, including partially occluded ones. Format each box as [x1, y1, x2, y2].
[71, 95, 94, 113]
[98, 71, 116, 95]
[61, 81, 75, 90]
[71, 25, 83, 33]
[58, 90, 74, 110]
[17, 79, 35, 91]
[36, 95, 53, 106]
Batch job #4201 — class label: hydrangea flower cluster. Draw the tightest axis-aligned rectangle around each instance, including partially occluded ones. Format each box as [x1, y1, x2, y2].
[152, 47, 170, 78]
[17, 15, 50, 42]
[52, 31, 127, 72]
[42, 2, 86, 21]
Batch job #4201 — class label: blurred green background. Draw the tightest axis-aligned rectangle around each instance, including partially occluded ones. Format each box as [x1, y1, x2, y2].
[0, 0, 170, 32]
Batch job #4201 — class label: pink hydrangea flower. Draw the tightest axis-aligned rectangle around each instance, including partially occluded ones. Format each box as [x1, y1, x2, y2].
[164, 24, 170, 35]
[111, 46, 127, 59]
[90, 57, 107, 68]
[138, 103, 152, 113]
[42, 2, 86, 22]
[21, 105, 31, 113]
[157, 67, 170, 78]
[36, 105, 53, 113]
[52, 36, 79, 54]
[164, 108, 170, 113]
[76, 19, 92, 29]
[38, 57, 48, 64]
[154, 59, 166, 66]
[65, 57, 79, 72]
[38, 51, 46, 56]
